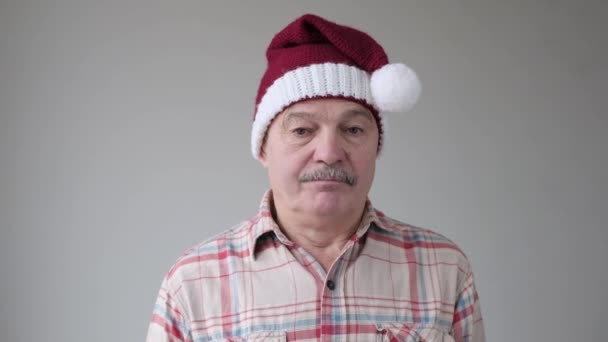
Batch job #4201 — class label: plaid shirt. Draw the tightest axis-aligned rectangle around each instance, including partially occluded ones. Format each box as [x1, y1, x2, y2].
[147, 191, 485, 341]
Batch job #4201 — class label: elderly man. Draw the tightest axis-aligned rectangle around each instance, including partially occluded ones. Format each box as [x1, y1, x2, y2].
[147, 14, 485, 342]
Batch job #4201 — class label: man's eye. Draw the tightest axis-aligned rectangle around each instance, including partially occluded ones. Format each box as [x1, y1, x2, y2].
[292, 128, 310, 136]
[346, 127, 363, 135]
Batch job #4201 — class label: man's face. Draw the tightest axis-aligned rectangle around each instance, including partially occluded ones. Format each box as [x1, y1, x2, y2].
[260, 98, 379, 217]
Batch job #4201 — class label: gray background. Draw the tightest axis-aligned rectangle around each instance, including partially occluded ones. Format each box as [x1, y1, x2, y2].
[1, 0, 606, 341]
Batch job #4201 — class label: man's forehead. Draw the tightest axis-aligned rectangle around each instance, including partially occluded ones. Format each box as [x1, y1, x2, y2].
[281, 103, 375, 124]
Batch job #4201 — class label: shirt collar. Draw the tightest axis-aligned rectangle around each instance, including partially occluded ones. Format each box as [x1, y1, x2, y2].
[248, 189, 396, 259]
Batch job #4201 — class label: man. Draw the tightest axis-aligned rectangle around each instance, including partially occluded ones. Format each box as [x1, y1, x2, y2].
[147, 14, 485, 342]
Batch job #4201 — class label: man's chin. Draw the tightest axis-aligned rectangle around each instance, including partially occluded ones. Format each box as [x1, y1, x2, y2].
[307, 190, 350, 215]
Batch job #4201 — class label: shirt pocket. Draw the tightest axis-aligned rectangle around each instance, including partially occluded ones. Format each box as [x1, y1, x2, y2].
[376, 323, 455, 342]
[220, 330, 287, 342]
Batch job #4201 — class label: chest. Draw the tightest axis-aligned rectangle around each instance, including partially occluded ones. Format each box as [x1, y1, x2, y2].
[182, 239, 459, 341]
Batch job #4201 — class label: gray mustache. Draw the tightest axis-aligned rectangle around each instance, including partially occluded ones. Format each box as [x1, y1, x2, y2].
[299, 167, 356, 186]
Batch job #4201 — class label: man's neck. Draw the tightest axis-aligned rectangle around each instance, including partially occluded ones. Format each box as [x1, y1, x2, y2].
[271, 200, 366, 272]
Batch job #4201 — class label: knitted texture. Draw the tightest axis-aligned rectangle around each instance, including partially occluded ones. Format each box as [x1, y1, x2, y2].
[255, 14, 388, 107]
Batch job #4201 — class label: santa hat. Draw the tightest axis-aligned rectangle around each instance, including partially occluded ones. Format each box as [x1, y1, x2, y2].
[251, 13, 421, 159]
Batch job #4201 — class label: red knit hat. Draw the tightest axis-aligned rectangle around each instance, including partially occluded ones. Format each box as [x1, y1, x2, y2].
[251, 13, 421, 159]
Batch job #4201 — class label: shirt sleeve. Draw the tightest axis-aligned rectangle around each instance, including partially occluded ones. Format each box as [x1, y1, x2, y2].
[451, 269, 486, 342]
[146, 276, 192, 342]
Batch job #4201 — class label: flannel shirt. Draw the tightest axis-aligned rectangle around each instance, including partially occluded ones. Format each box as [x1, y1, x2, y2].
[147, 190, 485, 341]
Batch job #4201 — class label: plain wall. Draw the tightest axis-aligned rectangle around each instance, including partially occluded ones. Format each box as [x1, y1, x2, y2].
[1, 1, 606, 341]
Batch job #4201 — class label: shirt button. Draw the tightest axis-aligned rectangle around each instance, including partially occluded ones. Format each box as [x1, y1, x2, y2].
[326, 280, 335, 290]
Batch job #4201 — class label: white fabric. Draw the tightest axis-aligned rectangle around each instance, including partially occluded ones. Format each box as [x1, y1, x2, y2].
[370, 63, 421, 113]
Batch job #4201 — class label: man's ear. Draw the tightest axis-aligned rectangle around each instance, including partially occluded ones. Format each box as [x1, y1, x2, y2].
[258, 145, 269, 168]
[258, 113, 281, 168]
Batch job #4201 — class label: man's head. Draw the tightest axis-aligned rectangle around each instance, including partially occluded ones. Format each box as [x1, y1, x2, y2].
[251, 14, 421, 217]
[260, 98, 379, 217]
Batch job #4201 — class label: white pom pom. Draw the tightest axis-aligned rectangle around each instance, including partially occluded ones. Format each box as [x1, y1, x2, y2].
[371, 63, 421, 113]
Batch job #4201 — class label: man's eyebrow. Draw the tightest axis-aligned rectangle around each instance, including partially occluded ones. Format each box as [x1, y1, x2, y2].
[283, 111, 314, 122]
[342, 108, 375, 123]
[281, 108, 375, 129]
[281, 111, 315, 129]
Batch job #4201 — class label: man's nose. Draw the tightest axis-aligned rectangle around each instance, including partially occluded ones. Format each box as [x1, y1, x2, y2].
[313, 130, 346, 165]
